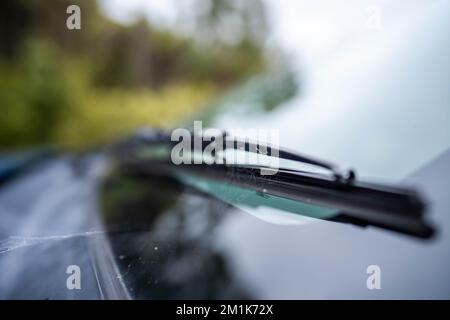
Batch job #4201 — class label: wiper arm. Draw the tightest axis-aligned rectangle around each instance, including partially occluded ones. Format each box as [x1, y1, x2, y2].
[110, 128, 435, 239]
[218, 131, 357, 184]
[119, 128, 356, 181]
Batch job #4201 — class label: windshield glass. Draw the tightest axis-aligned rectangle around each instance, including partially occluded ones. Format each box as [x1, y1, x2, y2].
[203, 0, 450, 182]
[0, 0, 449, 300]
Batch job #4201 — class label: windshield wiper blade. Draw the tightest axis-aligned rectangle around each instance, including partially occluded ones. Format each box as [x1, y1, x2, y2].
[110, 129, 435, 239]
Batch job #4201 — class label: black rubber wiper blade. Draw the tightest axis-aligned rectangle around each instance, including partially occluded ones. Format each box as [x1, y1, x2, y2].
[111, 129, 435, 239]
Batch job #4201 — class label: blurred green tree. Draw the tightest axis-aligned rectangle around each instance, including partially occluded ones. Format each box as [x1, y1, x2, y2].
[0, 0, 271, 150]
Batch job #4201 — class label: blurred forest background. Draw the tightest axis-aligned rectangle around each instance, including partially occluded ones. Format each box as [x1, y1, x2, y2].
[0, 0, 273, 150]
